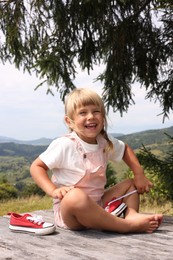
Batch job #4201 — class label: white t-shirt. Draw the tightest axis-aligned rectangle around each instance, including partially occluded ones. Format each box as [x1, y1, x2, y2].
[39, 132, 125, 186]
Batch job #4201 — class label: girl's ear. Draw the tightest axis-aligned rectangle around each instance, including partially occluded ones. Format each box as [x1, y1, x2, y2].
[65, 115, 73, 129]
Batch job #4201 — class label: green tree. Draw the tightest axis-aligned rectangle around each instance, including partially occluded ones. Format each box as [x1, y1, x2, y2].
[137, 134, 173, 200]
[0, 1, 173, 116]
[105, 162, 117, 188]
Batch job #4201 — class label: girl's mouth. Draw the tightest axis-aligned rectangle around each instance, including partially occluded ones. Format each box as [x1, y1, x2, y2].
[85, 123, 97, 129]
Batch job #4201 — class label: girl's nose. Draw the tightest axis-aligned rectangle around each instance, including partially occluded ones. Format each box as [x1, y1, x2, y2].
[88, 112, 94, 119]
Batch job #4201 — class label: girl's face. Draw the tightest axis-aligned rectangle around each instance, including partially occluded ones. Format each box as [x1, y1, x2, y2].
[65, 104, 104, 144]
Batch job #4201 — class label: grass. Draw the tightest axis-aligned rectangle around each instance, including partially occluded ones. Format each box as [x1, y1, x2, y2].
[0, 195, 52, 216]
[0, 195, 173, 217]
[140, 200, 173, 216]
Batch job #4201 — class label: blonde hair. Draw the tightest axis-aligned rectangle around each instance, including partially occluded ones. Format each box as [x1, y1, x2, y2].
[65, 88, 113, 150]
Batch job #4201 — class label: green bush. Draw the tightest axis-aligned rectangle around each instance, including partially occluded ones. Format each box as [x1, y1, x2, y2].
[137, 134, 173, 201]
[0, 180, 45, 201]
[105, 162, 117, 188]
[125, 168, 169, 204]
[0, 183, 18, 200]
[21, 183, 45, 197]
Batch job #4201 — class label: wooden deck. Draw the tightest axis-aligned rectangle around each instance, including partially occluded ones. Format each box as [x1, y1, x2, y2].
[0, 210, 173, 260]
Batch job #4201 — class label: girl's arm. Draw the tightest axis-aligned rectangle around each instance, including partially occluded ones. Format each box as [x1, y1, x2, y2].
[30, 157, 73, 199]
[122, 144, 153, 194]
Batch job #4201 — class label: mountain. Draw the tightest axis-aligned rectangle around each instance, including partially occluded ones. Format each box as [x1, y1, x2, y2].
[0, 126, 172, 158]
[0, 126, 172, 148]
[0, 136, 53, 146]
[0, 134, 124, 145]
[0, 142, 47, 158]
[118, 126, 173, 150]
[109, 133, 124, 138]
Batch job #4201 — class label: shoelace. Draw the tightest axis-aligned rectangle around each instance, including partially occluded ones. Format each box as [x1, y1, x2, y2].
[107, 189, 138, 206]
[26, 215, 44, 225]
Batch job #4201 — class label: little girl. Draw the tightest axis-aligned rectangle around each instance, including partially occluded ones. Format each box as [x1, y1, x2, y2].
[30, 88, 163, 233]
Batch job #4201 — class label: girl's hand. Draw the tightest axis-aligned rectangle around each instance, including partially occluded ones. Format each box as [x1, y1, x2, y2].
[51, 186, 74, 200]
[134, 174, 153, 194]
[122, 144, 153, 194]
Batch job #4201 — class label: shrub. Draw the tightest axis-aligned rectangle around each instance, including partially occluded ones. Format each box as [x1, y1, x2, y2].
[0, 183, 18, 200]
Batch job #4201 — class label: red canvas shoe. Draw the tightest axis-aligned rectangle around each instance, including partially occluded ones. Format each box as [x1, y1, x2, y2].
[105, 198, 127, 217]
[8, 212, 56, 235]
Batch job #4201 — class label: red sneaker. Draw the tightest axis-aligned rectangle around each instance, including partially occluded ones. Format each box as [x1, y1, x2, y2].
[8, 212, 56, 235]
[105, 198, 127, 217]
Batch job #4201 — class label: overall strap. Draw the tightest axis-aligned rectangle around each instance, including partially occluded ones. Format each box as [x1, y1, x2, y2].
[64, 132, 85, 156]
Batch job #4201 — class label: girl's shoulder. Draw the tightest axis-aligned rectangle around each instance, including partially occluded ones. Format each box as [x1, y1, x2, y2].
[47, 133, 77, 149]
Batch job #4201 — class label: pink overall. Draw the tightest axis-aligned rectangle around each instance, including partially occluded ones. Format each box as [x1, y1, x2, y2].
[52, 134, 108, 228]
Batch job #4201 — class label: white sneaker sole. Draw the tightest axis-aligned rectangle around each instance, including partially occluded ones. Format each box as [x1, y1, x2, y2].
[111, 203, 127, 217]
[9, 224, 56, 236]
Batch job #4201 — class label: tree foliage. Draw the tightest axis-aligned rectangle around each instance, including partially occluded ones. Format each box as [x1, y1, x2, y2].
[105, 162, 117, 188]
[0, 0, 173, 116]
[137, 134, 173, 200]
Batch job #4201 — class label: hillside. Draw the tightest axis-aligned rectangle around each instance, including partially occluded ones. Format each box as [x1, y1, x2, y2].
[0, 125, 172, 151]
[0, 142, 47, 159]
[118, 126, 173, 153]
[0, 136, 53, 146]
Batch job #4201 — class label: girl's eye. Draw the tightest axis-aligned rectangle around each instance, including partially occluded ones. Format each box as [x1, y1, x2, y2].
[79, 111, 86, 115]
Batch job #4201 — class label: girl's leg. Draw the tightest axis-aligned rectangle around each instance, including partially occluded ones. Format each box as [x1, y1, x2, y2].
[102, 179, 162, 226]
[102, 179, 139, 211]
[60, 187, 163, 233]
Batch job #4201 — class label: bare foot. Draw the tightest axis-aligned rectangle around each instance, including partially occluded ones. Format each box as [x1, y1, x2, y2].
[125, 211, 163, 233]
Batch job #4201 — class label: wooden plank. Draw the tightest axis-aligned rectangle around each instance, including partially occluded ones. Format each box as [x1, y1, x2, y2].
[0, 210, 173, 260]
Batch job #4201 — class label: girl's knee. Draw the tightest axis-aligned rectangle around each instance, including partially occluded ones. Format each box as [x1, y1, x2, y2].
[125, 178, 135, 187]
[61, 188, 89, 209]
[60, 188, 89, 230]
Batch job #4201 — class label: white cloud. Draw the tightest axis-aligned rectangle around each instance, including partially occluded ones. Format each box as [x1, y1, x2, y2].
[0, 63, 172, 140]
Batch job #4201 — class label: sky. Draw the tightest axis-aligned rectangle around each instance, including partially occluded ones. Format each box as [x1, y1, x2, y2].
[0, 62, 173, 141]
